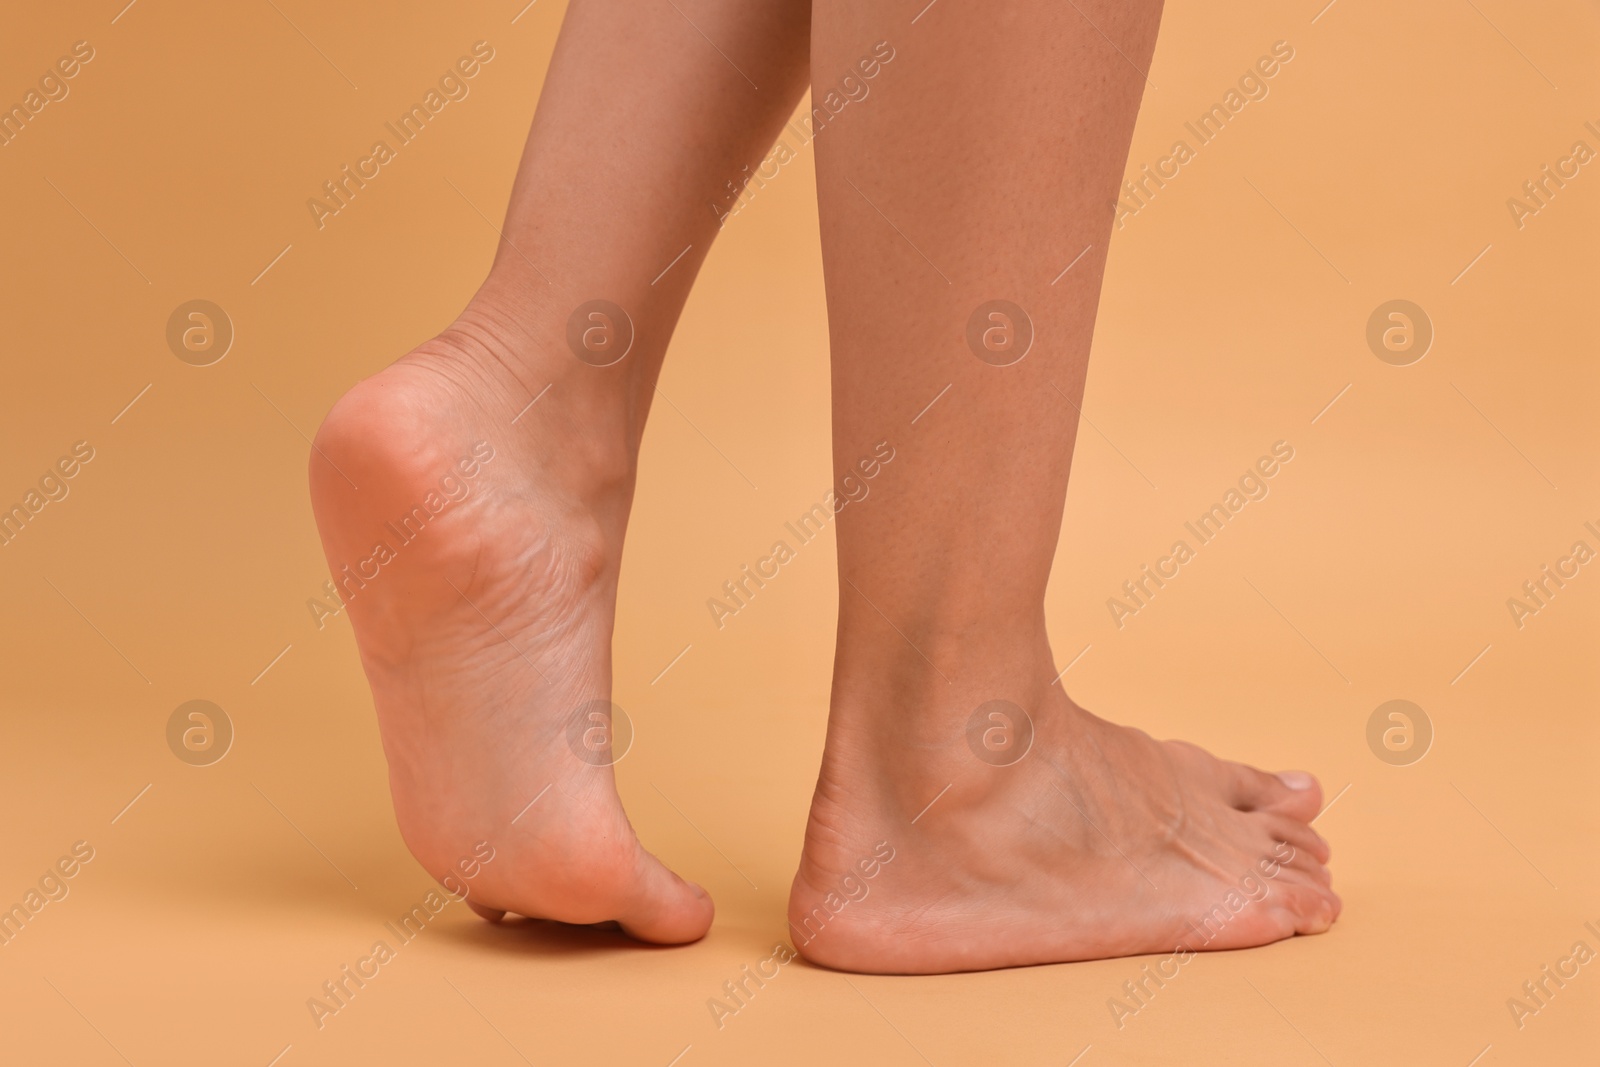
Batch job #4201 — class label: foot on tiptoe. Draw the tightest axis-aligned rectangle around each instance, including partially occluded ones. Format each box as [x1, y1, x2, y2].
[309, 310, 712, 944]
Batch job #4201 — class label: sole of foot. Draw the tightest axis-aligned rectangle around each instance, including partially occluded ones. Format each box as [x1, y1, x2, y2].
[309, 327, 714, 945]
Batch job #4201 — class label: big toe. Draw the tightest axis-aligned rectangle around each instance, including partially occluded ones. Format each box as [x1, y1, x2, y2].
[614, 850, 715, 945]
[1227, 761, 1323, 822]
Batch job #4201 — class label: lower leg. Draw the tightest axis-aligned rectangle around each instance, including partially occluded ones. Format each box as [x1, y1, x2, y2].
[310, 0, 810, 942]
[792, 0, 1340, 972]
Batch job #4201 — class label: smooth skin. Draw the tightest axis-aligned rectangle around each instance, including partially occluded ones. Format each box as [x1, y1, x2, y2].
[309, 0, 1340, 972]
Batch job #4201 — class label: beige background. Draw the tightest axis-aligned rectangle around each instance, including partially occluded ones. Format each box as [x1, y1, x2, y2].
[1, 1, 1595, 1064]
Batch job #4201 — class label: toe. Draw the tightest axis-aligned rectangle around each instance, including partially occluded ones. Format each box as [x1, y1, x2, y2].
[1226, 761, 1322, 821]
[1273, 879, 1340, 935]
[1277, 841, 1334, 886]
[466, 899, 506, 923]
[614, 850, 715, 945]
[1255, 812, 1331, 865]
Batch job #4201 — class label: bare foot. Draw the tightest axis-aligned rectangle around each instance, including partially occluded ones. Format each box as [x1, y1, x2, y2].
[789, 648, 1339, 974]
[309, 315, 712, 944]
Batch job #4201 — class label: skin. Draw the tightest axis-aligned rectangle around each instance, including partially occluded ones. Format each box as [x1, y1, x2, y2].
[309, 0, 1341, 971]
[310, 0, 812, 943]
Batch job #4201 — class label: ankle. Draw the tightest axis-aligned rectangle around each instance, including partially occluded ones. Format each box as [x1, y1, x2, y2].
[832, 615, 1057, 709]
[399, 290, 644, 505]
[826, 624, 1066, 786]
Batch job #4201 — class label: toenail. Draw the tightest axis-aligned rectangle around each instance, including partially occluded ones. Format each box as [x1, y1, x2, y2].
[1277, 771, 1314, 790]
